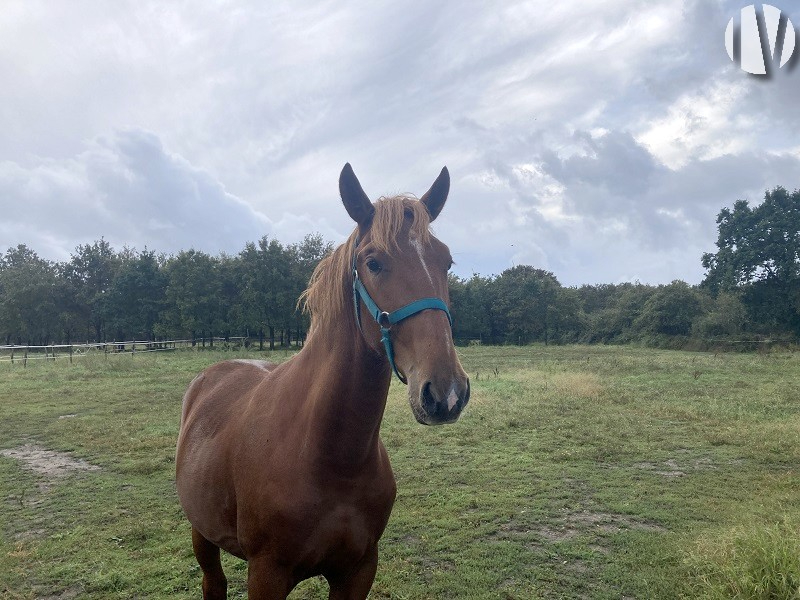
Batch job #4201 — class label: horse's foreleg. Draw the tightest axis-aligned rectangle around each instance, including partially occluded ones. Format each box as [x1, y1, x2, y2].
[327, 546, 379, 600]
[247, 555, 294, 600]
[191, 527, 227, 600]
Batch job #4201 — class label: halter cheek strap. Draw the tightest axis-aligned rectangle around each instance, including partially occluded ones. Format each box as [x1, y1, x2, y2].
[352, 242, 453, 384]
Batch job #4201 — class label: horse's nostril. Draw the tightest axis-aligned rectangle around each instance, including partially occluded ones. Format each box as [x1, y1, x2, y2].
[421, 382, 437, 413]
[419, 380, 468, 423]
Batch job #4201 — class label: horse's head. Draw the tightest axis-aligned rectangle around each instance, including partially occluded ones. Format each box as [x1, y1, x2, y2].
[340, 163, 470, 425]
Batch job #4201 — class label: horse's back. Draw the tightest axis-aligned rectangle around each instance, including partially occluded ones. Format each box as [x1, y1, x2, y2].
[180, 358, 277, 420]
[178, 358, 283, 461]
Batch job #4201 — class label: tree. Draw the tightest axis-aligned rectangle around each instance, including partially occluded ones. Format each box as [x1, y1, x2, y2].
[491, 265, 562, 344]
[549, 286, 583, 343]
[216, 253, 243, 340]
[702, 187, 800, 334]
[634, 280, 703, 337]
[288, 234, 334, 343]
[237, 237, 294, 350]
[106, 249, 167, 340]
[0, 245, 60, 344]
[692, 291, 748, 338]
[63, 239, 120, 341]
[291, 233, 333, 285]
[449, 274, 495, 343]
[578, 283, 657, 343]
[159, 250, 223, 342]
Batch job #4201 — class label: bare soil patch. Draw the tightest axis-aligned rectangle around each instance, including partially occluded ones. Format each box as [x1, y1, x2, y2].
[0, 443, 100, 479]
[495, 509, 666, 546]
[634, 454, 722, 478]
[35, 587, 81, 600]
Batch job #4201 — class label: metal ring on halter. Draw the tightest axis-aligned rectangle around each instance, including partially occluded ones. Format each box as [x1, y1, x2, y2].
[378, 312, 392, 328]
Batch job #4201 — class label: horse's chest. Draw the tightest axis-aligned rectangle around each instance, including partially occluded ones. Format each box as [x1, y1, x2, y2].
[274, 476, 396, 573]
[310, 480, 394, 548]
[314, 503, 376, 559]
[236, 466, 393, 568]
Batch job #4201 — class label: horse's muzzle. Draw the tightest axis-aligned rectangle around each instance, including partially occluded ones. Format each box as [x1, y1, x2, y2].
[414, 378, 470, 425]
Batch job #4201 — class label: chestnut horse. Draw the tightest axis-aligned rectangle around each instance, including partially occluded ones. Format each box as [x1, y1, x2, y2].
[176, 164, 470, 599]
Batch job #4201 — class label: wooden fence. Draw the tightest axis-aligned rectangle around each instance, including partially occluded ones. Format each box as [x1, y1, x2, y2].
[0, 337, 249, 365]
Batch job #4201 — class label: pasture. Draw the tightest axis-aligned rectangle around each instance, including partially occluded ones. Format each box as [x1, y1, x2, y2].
[2, 345, 800, 599]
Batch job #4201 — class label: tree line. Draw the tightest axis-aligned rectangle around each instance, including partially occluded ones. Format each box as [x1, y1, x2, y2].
[2, 186, 798, 349]
[0, 235, 332, 350]
[453, 186, 799, 346]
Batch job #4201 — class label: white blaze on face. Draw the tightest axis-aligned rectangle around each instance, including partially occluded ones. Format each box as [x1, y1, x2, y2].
[446, 383, 459, 411]
[409, 235, 434, 287]
[410, 233, 453, 354]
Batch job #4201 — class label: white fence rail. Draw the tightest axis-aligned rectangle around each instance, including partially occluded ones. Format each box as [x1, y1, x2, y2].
[0, 337, 249, 365]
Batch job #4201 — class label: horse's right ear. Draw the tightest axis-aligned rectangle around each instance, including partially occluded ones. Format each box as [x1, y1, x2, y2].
[339, 163, 375, 229]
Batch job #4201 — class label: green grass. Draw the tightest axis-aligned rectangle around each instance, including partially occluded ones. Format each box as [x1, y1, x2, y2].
[2, 345, 800, 598]
[684, 518, 800, 599]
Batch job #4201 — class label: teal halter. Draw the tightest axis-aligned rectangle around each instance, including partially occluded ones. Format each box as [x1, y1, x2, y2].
[352, 240, 453, 384]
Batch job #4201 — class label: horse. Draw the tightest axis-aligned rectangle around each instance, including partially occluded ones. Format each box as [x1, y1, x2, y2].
[176, 163, 470, 599]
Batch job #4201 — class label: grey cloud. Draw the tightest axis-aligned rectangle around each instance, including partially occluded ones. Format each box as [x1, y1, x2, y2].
[0, 130, 272, 259]
[467, 119, 800, 284]
[541, 130, 657, 199]
[1, 1, 798, 287]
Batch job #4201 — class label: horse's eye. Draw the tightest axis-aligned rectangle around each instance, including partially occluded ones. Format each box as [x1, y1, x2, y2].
[366, 258, 382, 274]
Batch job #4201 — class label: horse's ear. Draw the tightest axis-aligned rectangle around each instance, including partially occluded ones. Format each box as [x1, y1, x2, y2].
[420, 167, 450, 222]
[339, 163, 374, 229]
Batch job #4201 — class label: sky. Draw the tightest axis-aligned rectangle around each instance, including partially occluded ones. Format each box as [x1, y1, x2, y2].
[1, 0, 798, 286]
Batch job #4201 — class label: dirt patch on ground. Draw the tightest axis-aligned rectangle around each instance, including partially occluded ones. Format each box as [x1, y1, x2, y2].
[2, 444, 102, 546]
[496, 509, 666, 546]
[34, 587, 81, 600]
[564, 510, 666, 536]
[0, 444, 100, 479]
[634, 454, 723, 478]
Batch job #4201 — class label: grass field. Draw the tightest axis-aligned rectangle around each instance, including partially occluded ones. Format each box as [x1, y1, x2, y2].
[2, 344, 800, 599]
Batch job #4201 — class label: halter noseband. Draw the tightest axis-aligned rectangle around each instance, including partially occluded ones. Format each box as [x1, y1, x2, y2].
[352, 238, 453, 384]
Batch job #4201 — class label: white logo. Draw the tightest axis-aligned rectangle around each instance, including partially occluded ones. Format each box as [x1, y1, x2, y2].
[725, 4, 796, 74]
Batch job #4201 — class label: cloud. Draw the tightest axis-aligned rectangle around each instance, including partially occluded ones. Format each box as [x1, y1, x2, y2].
[0, 130, 273, 260]
[0, 1, 798, 287]
[456, 125, 800, 284]
[636, 78, 753, 169]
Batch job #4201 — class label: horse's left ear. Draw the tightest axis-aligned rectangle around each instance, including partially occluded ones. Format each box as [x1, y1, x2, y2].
[339, 163, 375, 229]
[419, 167, 450, 222]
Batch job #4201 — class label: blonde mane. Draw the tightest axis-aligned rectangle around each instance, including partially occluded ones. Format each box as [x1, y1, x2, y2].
[300, 195, 432, 337]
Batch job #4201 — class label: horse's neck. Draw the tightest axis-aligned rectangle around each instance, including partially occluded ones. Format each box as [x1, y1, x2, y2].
[295, 329, 392, 469]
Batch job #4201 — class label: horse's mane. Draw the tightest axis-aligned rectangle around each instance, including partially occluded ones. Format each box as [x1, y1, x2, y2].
[300, 195, 432, 338]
